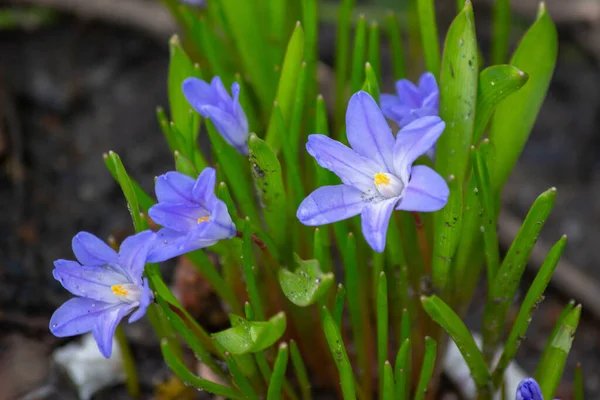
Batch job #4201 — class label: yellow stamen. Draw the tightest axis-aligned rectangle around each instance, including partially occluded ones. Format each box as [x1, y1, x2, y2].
[197, 216, 210, 224]
[374, 173, 390, 186]
[111, 284, 129, 297]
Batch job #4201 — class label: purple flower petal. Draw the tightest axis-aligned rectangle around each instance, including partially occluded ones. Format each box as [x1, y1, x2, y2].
[149, 202, 208, 232]
[307, 134, 380, 193]
[146, 228, 218, 263]
[50, 297, 120, 337]
[297, 185, 367, 225]
[346, 91, 395, 172]
[118, 230, 156, 284]
[392, 116, 445, 182]
[192, 167, 218, 209]
[128, 278, 153, 323]
[155, 171, 196, 204]
[418, 72, 438, 97]
[211, 76, 232, 108]
[395, 79, 422, 108]
[72, 232, 119, 266]
[230, 82, 248, 133]
[396, 165, 449, 212]
[182, 78, 216, 113]
[92, 303, 136, 358]
[360, 197, 398, 252]
[203, 105, 249, 155]
[194, 200, 236, 241]
[380, 94, 402, 122]
[52, 260, 128, 303]
[516, 378, 544, 400]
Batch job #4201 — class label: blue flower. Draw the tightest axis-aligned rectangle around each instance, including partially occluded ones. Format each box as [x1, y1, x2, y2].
[50, 231, 156, 358]
[147, 168, 236, 262]
[183, 76, 249, 155]
[516, 378, 545, 400]
[381, 72, 439, 128]
[297, 91, 449, 252]
[179, 0, 205, 6]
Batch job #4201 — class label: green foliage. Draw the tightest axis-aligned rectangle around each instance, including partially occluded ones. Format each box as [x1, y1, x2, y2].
[278, 254, 334, 306]
[212, 313, 287, 355]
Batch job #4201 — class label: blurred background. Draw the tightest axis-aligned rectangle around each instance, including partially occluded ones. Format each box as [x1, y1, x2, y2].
[1, 0, 600, 399]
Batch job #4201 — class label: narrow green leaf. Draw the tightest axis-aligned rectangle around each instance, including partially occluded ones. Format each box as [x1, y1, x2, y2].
[394, 339, 411, 400]
[266, 23, 305, 152]
[417, 0, 440, 77]
[535, 300, 575, 378]
[361, 62, 380, 103]
[491, 0, 511, 65]
[537, 305, 581, 399]
[483, 187, 557, 362]
[249, 134, 288, 251]
[314, 227, 332, 273]
[350, 15, 368, 94]
[435, 0, 477, 181]
[103, 152, 154, 213]
[183, 13, 230, 82]
[421, 295, 491, 395]
[269, 1, 287, 58]
[472, 143, 500, 287]
[431, 175, 462, 291]
[473, 65, 529, 143]
[414, 337, 437, 400]
[174, 151, 198, 178]
[288, 62, 309, 204]
[574, 363, 584, 400]
[302, 0, 319, 118]
[157, 106, 183, 155]
[278, 254, 335, 306]
[385, 11, 406, 80]
[489, 4, 558, 188]
[376, 272, 388, 398]
[333, 283, 346, 329]
[290, 340, 312, 400]
[267, 343, 289, 400]
[382, 361, 395, 400]
[492, 236, 567, 388]
[314, 94, 337, 187]
[161, 340, 244, 399]
[104, 151, 143, 232]
[367, 21, 381, 86]
[223, 351, 260, 400]
[114, 327, 139, 398]
[334, 0, 356, 135]
[321, 306, 357, 400]
[213, 313, 287, 355]
[241, 219, 267, 320]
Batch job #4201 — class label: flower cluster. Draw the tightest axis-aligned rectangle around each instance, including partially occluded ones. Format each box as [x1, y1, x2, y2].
[50, 72, 448, 355]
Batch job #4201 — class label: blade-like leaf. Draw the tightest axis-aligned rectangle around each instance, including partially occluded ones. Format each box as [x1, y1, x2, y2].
[267, 343, 289, 400]
[417, 0, 440, 77]
[385, 11, 406, 80]
[394, 338, 411, 400]
[321, 306, 356, 400]
[414, 337, 438, 400]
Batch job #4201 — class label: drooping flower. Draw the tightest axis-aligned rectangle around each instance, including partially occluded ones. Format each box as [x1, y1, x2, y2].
[50, 230, 156, 358]
[516, 378, 545, 400]
[147, 167, 236, 262]
[183, 76, 249, 155]
[381, 72, 439, 128]
[297, 91, 449, 252]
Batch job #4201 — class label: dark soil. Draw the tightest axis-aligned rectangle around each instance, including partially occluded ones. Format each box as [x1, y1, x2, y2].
[1, 4, 599, 400]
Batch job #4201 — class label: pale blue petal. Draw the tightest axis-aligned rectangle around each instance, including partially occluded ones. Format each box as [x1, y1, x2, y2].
[118, 230, 156, 284]
[149, 202, 208, 232]
[395, 79, 422, 108]
[182, 78, 216, 114]
[192, 167, 217, 209]
[203, 105, 249, 155]
[360, 197, 398, 252]
[516, 378, 544, 400]
[418, 72, 439, 97]
[53, 260, 128, 303]
[128, 278, 153, 323]
[195, 200, 236, 241]
[72, 232, 118, 266]
[147, 228, 218, 262]
[92, 303, 136, 358]
[307, 134, 380, 192]
[380, 94, 402, 122]
[346, 91, 395, 172]
[297, 185, 367, 226]
[50, 298, 120, 337]
[155, 171, 196, 204]
[396, 166, 449, 212]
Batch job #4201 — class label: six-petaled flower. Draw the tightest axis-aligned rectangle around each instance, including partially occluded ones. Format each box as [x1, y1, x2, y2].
[516, 378, 546, 400]
[50, 231, 155, 358]
[297, 90, 449, 252]
[183, 76, 249, 155]
[147, 167, 236, 262]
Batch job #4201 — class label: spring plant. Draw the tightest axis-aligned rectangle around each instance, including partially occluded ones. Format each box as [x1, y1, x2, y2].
[49, 0, 584, 399]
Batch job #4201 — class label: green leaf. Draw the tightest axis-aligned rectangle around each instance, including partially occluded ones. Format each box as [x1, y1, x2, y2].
[278, 254, 335, 307]
[574, 363, 584, 400]
[241, 219, 267, 321]
[267, 343, 289, 400]
[367, 21, 381, 86]
[489, 4, 558, 189]
[535, 300, 575, 378]
[161, 339, 244, 399]
[350, 15, 367, 94]
[334, 0, 356, 136]
[435, 0, 478, 181]
[491, 0, 511, 65]
[394, 339, 411, 400]
[421, 295, 491, 395]
[302, 0, 319, 117]
[483, 187, 557, 362]
[290, 340, 311, 400]
[492, 236, 567, 388]
[473, 65, 529, 144]
[361, 62, 380, 103]
[103, 152, 154, 213]
[382, 361, 395, 400]
[537, 305, 581, 399]
[431, 175, 462, 290]
[266, 23, 305, 152]
[103, 151, 144, 232]
[376, 271, 388, 398]
[417, 0, 440, 77]
[223, 351, 260, 400]
[174, 151, 198, 178]
[320, 306, 356, 400]
[287, 61, 309, 206]
[385, 11, 406, 80]
[213, 312, 287, 355]
[414, 337, 437, 400]
[333, 283, 346, 329]
[249, 134, 288, 251]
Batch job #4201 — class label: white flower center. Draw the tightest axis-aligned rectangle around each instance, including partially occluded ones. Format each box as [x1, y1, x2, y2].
[373, 172, 404, 198]
[111, 284, 142, 303]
